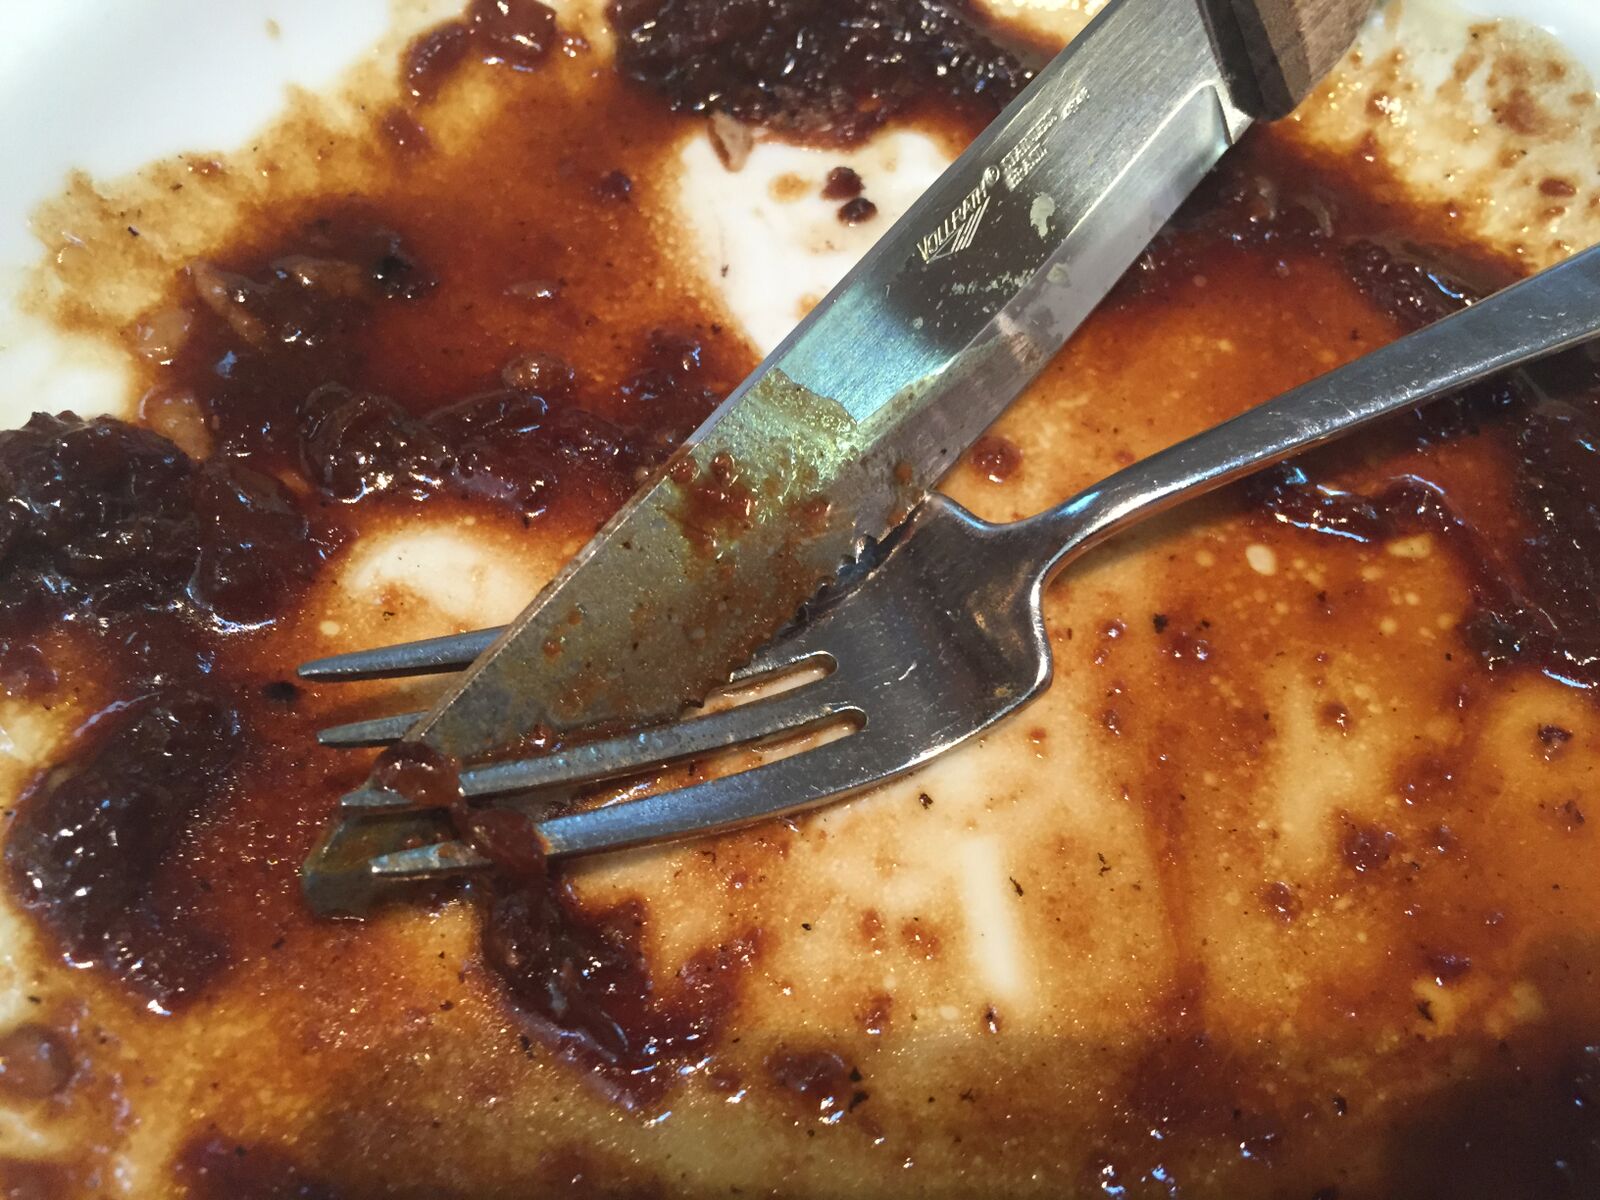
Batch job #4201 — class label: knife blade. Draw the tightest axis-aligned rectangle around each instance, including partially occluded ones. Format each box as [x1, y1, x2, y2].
[306, 0, 1372, 905]
[421, 0, 1258, 754]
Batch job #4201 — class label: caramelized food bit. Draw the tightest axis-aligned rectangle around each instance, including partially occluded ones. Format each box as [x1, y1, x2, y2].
[483, 888, 649, 1066]
[471, 793, 763, 1097]
[168, 196, 733, 524]
[0, 415, 321, 691]
[130, 306, 194, 366]
[405, 0, 560, 103]
[821, 165, 863, 200]
[299, 383, 449, 501]
[836, 195, 878, 224]
[5, 689, 239, 1009]
[968, 433, 1021, 483]
[189, 460, 317, 625]
[0, 414, 190, 694]
[1476, 392, 1600, 686]
[609, 0, 1032, 143]
[500, 351, 577, 398]
[708, 112, 756, 170]
[1339, 240, 1521, 443]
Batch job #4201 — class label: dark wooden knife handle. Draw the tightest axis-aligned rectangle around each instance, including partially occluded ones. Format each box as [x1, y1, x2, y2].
[1200, 0, 1375, 120]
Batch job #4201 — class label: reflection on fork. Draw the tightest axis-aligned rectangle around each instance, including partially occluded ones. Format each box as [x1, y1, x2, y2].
[298, 243, 1600, 915]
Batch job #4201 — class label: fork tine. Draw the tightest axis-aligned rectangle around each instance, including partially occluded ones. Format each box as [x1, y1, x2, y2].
[311, 646, 839, 748]
[458, 686, 858, 799]
[339, 785, 412, 811]
[726, 643, 833, 684]
[298, 626, 505, 682]
[364, 721, 898, 884]
[300, 618, 831, 689]
[318, 712, 422, 747]
[368, 838, 492, 880]
[536, 717, 887, 857]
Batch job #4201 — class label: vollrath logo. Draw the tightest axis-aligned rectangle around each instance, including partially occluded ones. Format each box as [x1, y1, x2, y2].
[917, 166, 1000, 264]
[916, 87, 1088, 265]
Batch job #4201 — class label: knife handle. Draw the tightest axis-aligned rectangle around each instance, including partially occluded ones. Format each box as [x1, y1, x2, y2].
[1201, 0, 1375, 120]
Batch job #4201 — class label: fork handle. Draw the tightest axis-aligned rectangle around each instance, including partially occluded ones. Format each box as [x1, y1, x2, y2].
[1016, 242, 1600, 581]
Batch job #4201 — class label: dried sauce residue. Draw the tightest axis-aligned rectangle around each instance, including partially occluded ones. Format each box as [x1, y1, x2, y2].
[669, 449, 759, 555]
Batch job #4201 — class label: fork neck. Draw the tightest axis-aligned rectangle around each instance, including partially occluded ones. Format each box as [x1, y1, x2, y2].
[1005, 240, 1600, 586]
[1004, 468, 1173, 588]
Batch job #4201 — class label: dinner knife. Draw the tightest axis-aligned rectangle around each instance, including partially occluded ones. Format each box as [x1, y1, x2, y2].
[305, 0, 1373, 901]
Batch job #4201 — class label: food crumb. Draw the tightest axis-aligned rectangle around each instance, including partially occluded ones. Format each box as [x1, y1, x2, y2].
[837, 196, 878, 225]
[822, 166, 863, 200]
[968, 435, 1021, 484]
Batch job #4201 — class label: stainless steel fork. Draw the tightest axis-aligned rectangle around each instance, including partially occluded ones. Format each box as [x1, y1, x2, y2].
[299, 243, 1600, 910]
